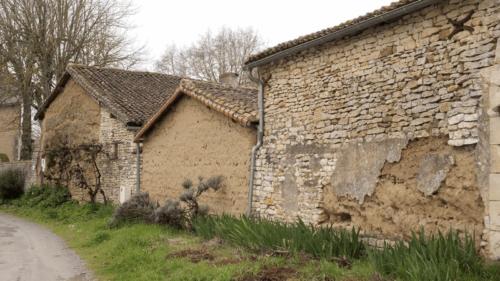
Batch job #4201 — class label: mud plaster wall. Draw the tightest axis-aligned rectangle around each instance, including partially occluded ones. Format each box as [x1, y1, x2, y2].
[322, 137, 484, 241]
[0, 105, 19, 161]
[251, 0, 499, 254]
[39, 78, 137, 203]
[40, 79, 100, 148]
[39, 79, 100, 200]
[141, 96, 256, 215]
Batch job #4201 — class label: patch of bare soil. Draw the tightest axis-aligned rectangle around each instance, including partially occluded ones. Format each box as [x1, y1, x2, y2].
[167, 249, 215, 263]
[236, 266, 297, 281]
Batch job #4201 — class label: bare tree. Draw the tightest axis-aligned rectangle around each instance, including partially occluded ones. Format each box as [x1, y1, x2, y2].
[155, 27, 264, 86]
[0, 0, 143, 160]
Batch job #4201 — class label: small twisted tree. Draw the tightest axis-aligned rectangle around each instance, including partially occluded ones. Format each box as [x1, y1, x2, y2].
[180, 176, 224, 219]
[44, 140, 109, 204]
[70, 144, 108, 204]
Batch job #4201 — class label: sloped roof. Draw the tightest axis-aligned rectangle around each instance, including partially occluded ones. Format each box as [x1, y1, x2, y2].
[134, 79, 258, 141]
[35, 64, 183, 126]
[245, 0, 442, 67]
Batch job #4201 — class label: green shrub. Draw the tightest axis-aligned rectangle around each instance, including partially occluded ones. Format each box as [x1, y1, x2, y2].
[193, 214, 366, 260]
[152, 199, 185, 229]
[369, 230, 486, 281]
[21, 184, 72, 207]
[0, 169, 25, 200]
[108, 192, 156, 227]
[0, 153, 9, 162]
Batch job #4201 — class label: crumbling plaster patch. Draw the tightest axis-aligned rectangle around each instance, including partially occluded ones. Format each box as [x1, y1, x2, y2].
[322, 137, 485, 242]
[416, 154, 455, 196]
[331, 138, 408, 203]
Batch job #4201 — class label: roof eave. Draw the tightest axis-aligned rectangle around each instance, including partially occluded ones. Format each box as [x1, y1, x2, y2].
[244, 0, 443, 70]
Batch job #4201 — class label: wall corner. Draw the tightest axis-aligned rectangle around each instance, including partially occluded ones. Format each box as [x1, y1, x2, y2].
[486, 38, 500, 260]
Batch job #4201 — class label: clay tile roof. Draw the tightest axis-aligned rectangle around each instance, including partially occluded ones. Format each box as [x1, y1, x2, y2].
[35, 64, 183, 125]
[245, 0, 441, 66]
[134, 79, 258, 141]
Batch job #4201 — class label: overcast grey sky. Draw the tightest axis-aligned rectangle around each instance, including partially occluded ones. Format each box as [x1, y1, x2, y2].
[129, 0, 396, 68]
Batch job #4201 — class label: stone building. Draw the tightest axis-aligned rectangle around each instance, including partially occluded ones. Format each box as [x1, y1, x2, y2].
[134, 78, 257, 215]
[244, 0, 500, 258]
[0, 97, 20, 162]
[35, 64, 182, 203]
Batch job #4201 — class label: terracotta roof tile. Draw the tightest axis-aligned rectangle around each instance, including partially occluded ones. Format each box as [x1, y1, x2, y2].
[245, 0, 437, 65]
[36, 64, 183, 125]
[134, 79, 257, 141]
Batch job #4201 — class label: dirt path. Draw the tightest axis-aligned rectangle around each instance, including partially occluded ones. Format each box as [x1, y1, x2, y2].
[0, 212, 94, 281]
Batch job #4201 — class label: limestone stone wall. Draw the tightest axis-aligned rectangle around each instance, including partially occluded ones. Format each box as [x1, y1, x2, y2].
[141, 96, 256, 215]
[0, 104, 19, 161]
[482, 36, 500, 258]
[252, 0, 499, 257]
[98, 107, 138, 203]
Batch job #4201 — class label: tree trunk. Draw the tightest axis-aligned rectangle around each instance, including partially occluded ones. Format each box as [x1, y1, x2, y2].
[20, 91, 32, 160]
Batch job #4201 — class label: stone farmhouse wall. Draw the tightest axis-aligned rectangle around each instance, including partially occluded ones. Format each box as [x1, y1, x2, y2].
[99, 107, 139, 203]
[141, 96, 256, 215]
[39, 79, 138, 204]
[252, 0, 500, 257]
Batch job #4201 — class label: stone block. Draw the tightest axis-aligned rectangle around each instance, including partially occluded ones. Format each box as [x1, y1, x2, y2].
[491, 117, 500, 145]
[492, 65, 500, 86]
[491, 201, 500, 226]
[492, 146, 500, 173]
[489, 231, 500, 260]
[496, 38, 500, 64]
[490, 174, 500, 200]
[490, 85, 500, 113]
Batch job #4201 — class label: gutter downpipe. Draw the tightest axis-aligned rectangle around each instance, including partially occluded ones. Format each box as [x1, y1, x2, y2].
[127, 125, 142, 193]
[247, 68, 264, 217]
[136, 142, 141, 193]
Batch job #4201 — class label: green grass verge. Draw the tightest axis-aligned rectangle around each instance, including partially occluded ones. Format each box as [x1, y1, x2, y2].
[0, 203, 376, 281]
[2, 190, 498, 281]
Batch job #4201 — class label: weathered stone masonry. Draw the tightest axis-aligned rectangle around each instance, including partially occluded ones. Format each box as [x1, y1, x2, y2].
[483, 31, 500, 258]
[98, 108, 139, 203]
[251, 0, 500, 257]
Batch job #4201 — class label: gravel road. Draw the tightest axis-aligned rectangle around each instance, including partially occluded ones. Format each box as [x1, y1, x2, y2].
[0, 212, 94, 281]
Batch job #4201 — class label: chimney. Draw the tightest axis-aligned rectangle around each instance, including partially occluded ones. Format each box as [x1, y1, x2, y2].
[219, 72, 239, 87]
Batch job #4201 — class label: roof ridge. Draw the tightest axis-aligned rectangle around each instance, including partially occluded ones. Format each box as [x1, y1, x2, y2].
[67, 63, 184, 79]
[183, 77, 258, 92]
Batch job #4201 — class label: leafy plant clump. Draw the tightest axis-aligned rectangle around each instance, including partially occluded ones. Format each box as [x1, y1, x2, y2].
[0, 153, 9, 162]
[193, 214, 366, 260]
[0, 169, 25, 200]
[369, 230, 486, 281]
[109, 192, 157, 227]
[152, 199, 184, 229]
[20, 184, 72, 208]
